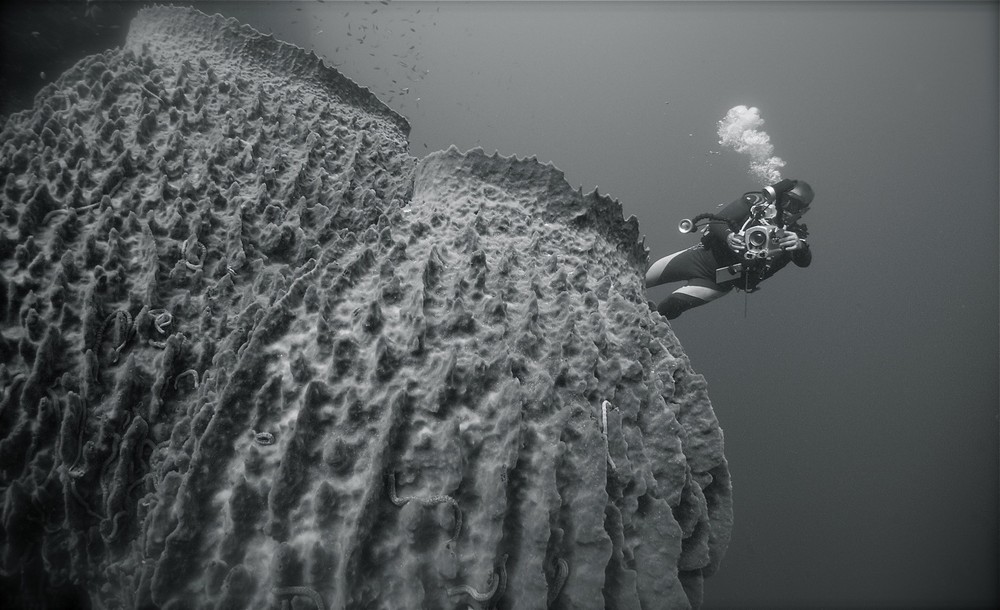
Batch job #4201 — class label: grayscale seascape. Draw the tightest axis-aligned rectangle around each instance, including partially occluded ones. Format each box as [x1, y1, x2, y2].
[0, 1, 996, 609]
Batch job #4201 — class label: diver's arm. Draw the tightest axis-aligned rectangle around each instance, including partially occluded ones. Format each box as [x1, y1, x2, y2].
[776, 227, 811, 267]
[706, 197, 751, 245]
[791, 239, 812, 267]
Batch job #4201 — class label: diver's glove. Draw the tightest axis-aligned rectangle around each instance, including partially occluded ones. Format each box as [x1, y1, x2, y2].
[726, 231, 746, 253]
[778, 231, 805, 251]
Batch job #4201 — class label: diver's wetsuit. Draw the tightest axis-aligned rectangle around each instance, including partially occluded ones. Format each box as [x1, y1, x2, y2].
[646, 191, 812, 319]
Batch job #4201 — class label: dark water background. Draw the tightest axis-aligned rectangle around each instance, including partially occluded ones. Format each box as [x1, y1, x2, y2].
[2, 1, 997, 608]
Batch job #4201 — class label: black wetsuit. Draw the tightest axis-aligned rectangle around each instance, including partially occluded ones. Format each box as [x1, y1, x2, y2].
[646, 191, 812, 319]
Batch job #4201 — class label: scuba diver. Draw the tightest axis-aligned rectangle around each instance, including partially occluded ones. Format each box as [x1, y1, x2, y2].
[646, 179, 814, 319]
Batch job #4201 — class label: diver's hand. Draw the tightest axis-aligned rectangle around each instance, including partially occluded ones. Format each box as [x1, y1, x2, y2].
[726, 232, 746, 252]
[778, 231, 803, 250]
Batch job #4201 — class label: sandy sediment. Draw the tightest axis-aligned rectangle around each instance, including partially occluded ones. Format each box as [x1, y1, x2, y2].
[0, 6, 731, 609]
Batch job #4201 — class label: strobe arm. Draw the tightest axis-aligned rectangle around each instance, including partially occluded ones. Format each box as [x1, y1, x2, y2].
[678, 213, 740, 234]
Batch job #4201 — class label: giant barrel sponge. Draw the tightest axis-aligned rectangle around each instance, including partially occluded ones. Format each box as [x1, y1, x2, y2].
[0, 6, 732, 609]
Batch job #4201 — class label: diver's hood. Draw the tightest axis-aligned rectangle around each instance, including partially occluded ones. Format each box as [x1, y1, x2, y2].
[787, 180, 814, 207]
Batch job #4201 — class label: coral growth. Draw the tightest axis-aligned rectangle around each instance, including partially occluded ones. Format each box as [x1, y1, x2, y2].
[0, 6, 731, 609]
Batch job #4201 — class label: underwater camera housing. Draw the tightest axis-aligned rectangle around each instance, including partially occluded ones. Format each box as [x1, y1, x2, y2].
[741, 224, 785, 260]
[739, 179, 798, 260]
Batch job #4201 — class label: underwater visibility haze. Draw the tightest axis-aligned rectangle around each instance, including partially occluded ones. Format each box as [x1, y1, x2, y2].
[0, 1, 998, 609]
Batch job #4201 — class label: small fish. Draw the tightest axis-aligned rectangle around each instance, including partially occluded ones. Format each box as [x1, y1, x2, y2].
[31, 31, 40, 37]
[40, 71, 46, 79]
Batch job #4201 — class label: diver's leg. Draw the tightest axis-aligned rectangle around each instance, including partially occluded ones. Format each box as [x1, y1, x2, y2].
[658, 278, 732, 319]
[646, 247, 701, 288]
